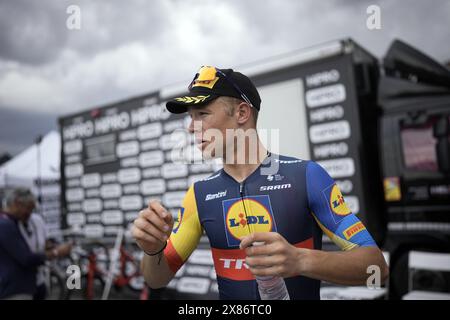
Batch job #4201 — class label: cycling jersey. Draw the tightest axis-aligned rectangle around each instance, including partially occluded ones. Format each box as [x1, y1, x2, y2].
[163, 153, 377, 300]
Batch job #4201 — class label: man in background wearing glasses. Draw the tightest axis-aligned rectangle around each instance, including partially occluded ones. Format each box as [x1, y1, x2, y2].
[133, 67, 389, 300]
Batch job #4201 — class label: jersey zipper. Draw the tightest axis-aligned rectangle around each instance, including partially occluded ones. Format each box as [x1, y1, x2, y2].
[239, 181, 258, 298]
[239, 182, 252, 235]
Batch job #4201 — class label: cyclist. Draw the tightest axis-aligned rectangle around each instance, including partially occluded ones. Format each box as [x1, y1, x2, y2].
[132, 66, 389, 299]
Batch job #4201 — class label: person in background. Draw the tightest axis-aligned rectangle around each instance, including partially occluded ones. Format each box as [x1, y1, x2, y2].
[0, 188, 70, 300]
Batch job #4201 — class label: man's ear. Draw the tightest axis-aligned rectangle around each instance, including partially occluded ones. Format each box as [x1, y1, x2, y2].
[236, 102, 252, 125]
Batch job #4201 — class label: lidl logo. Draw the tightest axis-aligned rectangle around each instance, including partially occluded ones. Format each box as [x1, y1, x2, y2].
[329, 184, 351, 216]
[172, 207, 184, 234]
[222, 195, 276, 247]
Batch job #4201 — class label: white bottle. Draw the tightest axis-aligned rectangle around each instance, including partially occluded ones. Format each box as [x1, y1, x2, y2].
[253, 242, 290, 300]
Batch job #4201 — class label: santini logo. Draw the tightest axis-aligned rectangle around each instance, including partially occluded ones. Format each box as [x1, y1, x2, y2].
[205, 190, 227, 201]
[260, 184, 291, 191]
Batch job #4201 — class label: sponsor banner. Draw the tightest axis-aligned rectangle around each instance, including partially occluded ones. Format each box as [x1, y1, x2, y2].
[119, 129, 137, 141]
[161, 163, 188, 179]
[66, 188, 84, 202]
[189, 249, 214, 265]
[306, 83, 346, 108]
[142, 167, 161, 178]
[185, 265, 213, 277]
[118, 168, 141, 184]
[66, 154, 81, 164]
[313, 142, 349, 159]
[63, 120, 94, 140]
[309, 105, 344, 123]
[120, 195, 143, 211]
[102, 173, 117, 183]
[317, 158, 355, 178]
[95, 112, 130, 135]
[65, 163, 83, 178]
[159, 134, 179, 151]
[67, 179, 81, 187]
[42, 209, 61, 218]
[137, 123, 162, 140]
[190, 163, 214, 174]
[103, 199, 119, 209]
[140, 139, 159, 151]
[141, 179, 166, 195]
[101, 210, 124, 225]
[167, 179, 188, 191]
[182, 144, 203, 163]
[123, 184, 140, 194]
[139, 150, 164, 167]
[87, 214, 101, 223]
[67, 213, 86, 226]
[121, 157, 139, 167]
[176, 277, 211, 295]
[306, 69, 340, 88]
[82, 198, 102, 213]
[82, 173, 101, 188]
[116, 141, 139, 158]
[64, 139, 82, 154]
[164, 119, 185, 133]
[68, 203, 81, 211]
[84, 224, 104, 238]
[144, 196, 161, 205]
[132, 102, 170, 126]
[162, 191, 185, 208]
[104, 226, 122, 235]
[335, 179, 354, 194]
[39, 183, 61, 195]
[86, 188, 100, 197]
[100, 184, 122, 199]
[309, 120, 351, 144]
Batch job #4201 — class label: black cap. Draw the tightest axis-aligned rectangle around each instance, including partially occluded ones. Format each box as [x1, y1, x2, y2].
[166, 67, 261, 114]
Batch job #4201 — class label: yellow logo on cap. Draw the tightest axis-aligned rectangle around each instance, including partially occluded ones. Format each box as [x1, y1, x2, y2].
[175, 95, 210, 104]
[192, 77, 219, 89]
[329, 184, 351, 216]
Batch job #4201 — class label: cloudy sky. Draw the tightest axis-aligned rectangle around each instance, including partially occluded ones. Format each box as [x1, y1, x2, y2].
[0, 0, 449, 157]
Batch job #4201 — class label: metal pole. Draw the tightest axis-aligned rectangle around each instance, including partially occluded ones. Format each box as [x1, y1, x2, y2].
[35, 135, 43, 215]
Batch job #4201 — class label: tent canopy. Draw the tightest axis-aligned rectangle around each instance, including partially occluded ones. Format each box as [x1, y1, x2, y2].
[0, 130, 60, 188]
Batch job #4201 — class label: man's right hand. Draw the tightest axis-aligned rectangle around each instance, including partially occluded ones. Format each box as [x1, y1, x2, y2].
[132, 200, 174, 255]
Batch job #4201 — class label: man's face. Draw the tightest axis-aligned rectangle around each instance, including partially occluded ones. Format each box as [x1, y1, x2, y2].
[12, 201, 35, 221]
[187, 98, 238, 159]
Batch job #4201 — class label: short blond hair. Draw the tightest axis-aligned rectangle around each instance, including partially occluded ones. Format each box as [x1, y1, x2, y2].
[219, 96, 259, 125]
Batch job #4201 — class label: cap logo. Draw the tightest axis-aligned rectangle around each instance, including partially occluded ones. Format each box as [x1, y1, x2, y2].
[174, 95, 210, 104]
[192, 77, 219, 89]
